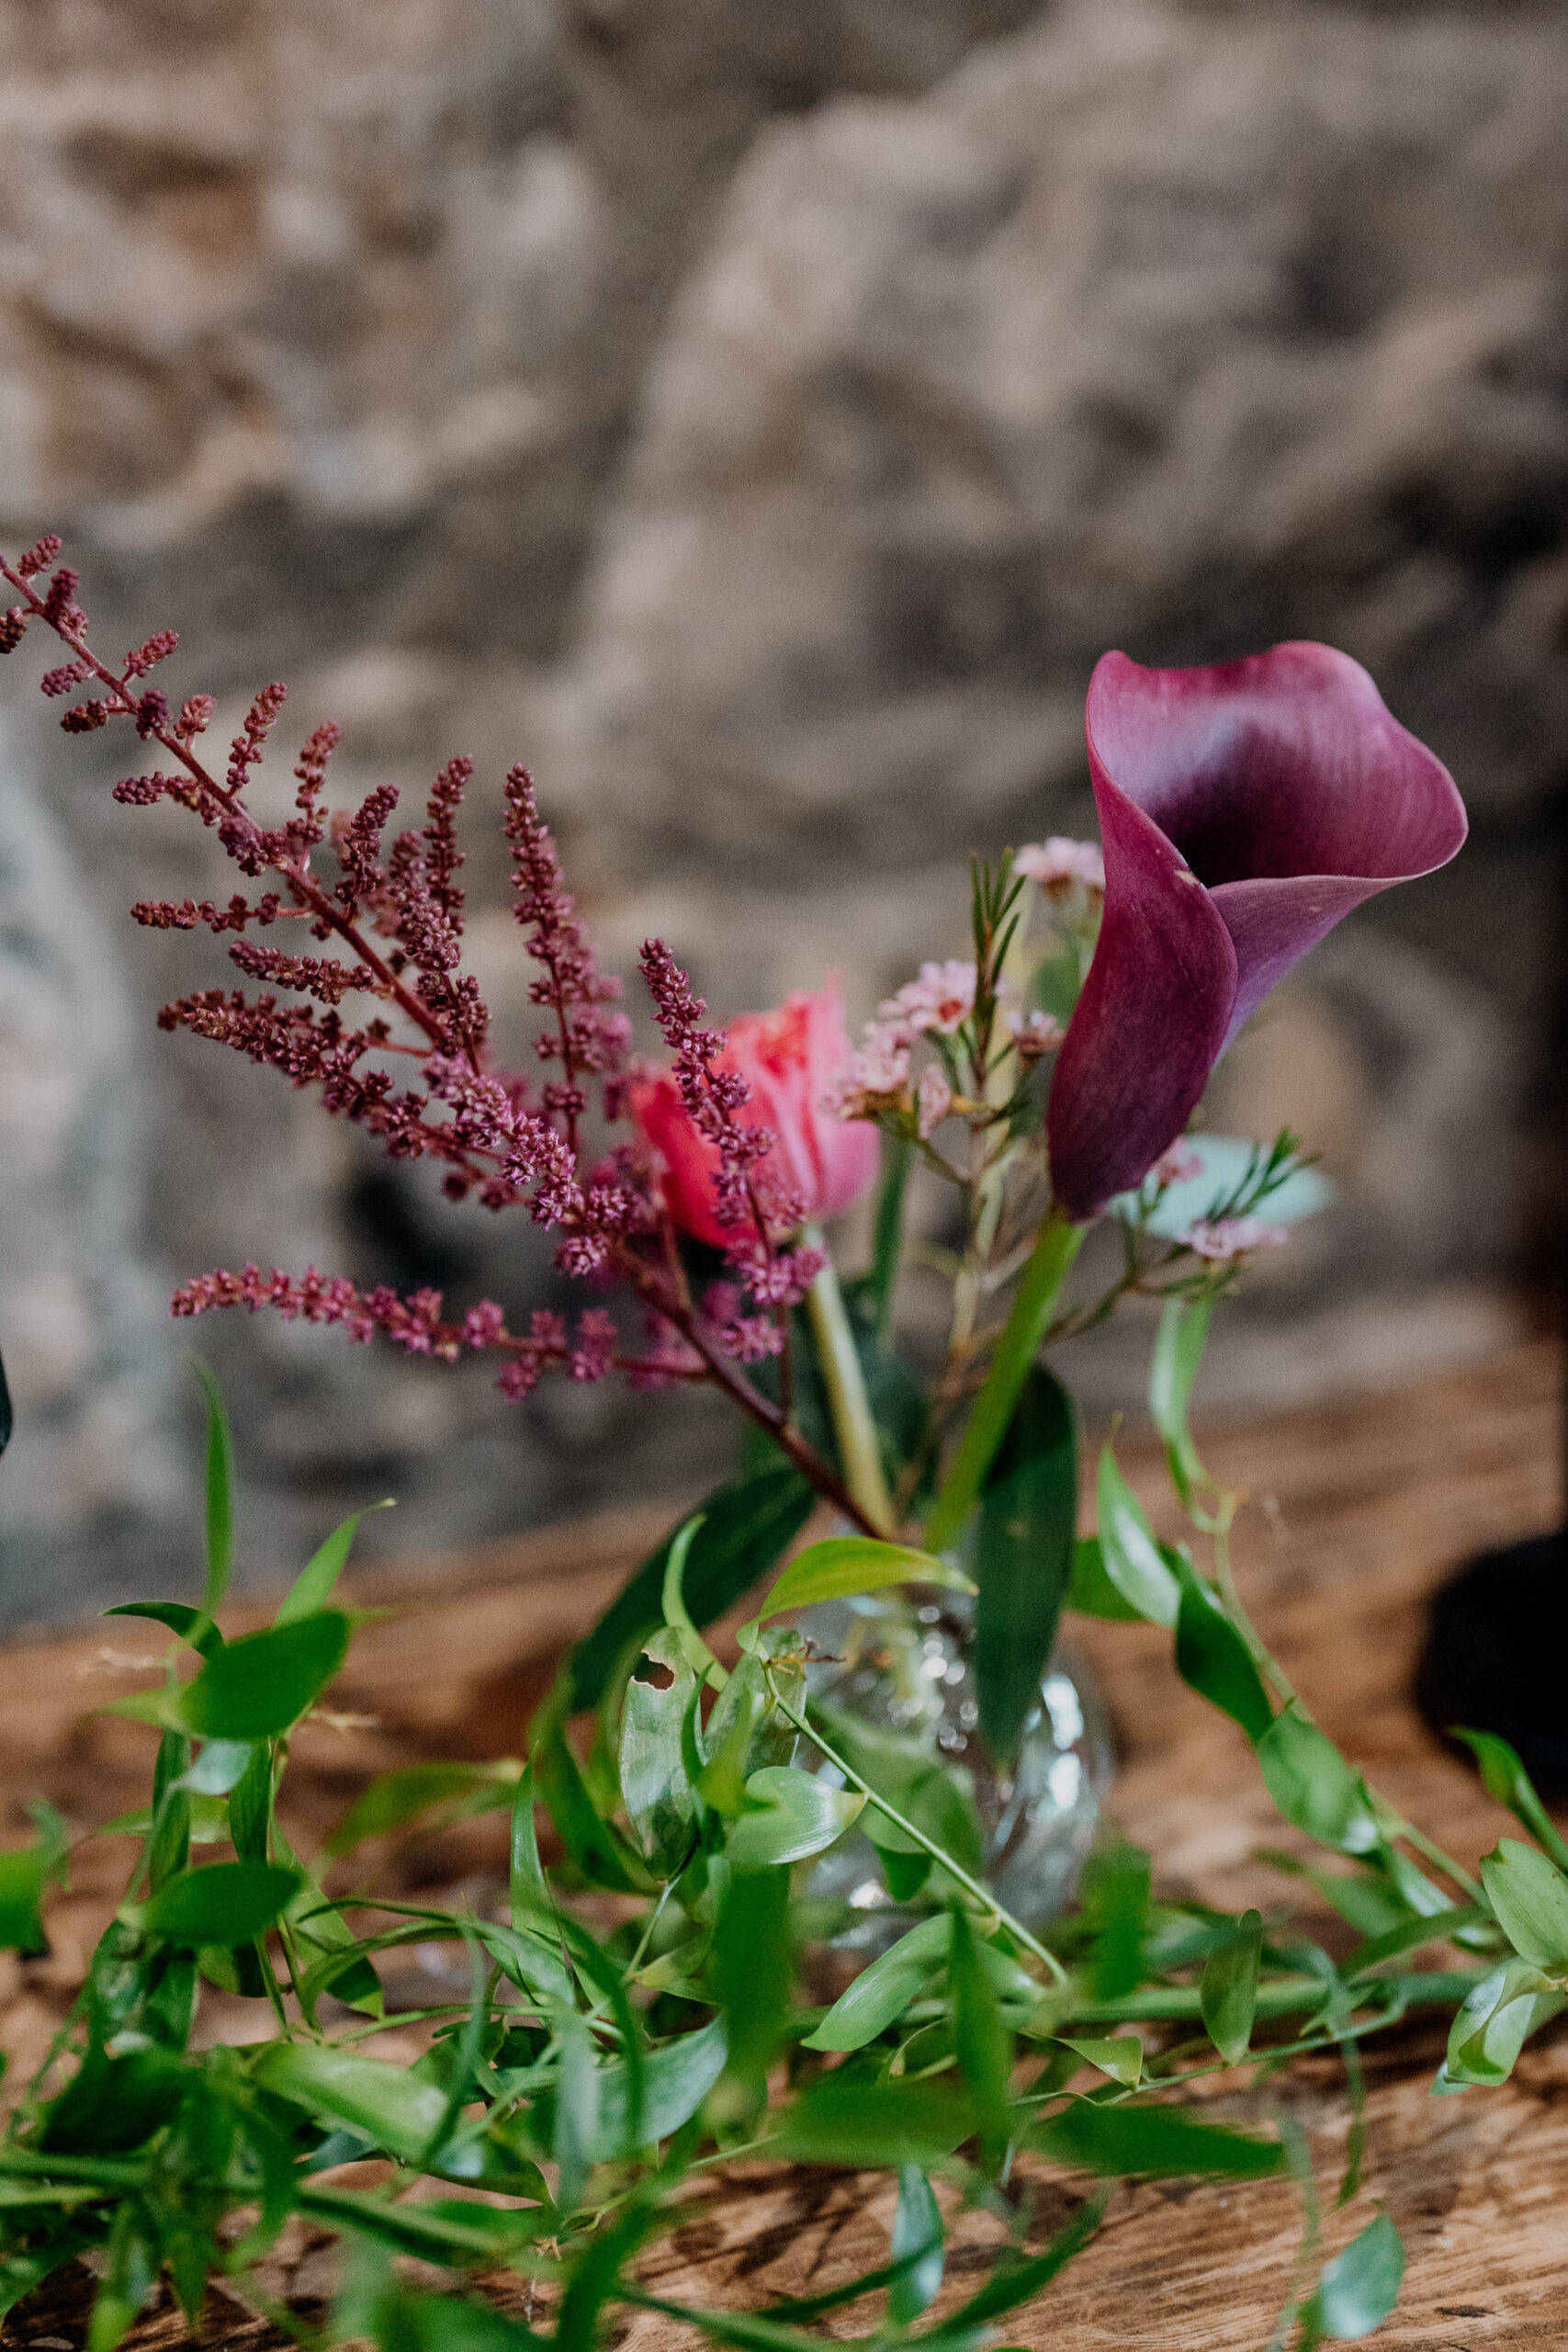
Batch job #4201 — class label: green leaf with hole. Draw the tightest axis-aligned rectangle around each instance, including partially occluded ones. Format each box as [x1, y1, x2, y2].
[1257, 1705, 1379, 1855]
[725, 1768, 863, 1872]
[757, 1538, 972, 1623]
[143, 1861, 299, 1948]
[1200, 1909, 1262, 2065]
[974, 1366, 1077, 1769]
[178, 1611, 351, 1739]
[1095, 1449, 1179, 1626]
[1031, 2099, 1283, 2179]
[569, 1464, 815, 1712]
[1304, 2211, 1404, 2340]
[1175, 1566, 1273, 1744]
[619, 1630, 698, 1879]
[1480, 1838, 1568, 1974]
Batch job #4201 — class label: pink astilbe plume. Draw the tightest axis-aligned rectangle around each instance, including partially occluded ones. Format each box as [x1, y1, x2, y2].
[0, 532, 882, 1533]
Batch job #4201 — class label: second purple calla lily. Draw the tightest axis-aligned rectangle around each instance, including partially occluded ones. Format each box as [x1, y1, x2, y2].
[1046, 642, 1468, 1222]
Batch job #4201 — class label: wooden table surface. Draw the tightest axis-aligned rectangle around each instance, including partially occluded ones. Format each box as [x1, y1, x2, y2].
[0, 1342, 1563, 2351]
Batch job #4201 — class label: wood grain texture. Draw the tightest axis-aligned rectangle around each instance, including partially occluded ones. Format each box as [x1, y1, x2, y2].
[0, 1346, 1563, 2349]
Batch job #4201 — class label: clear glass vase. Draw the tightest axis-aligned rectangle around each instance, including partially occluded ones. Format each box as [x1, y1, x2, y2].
[795, 1589, 1112, 1951]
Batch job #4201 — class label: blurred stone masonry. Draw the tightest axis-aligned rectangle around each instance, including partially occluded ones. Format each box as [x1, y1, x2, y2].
[0, 0, 1561, 1615]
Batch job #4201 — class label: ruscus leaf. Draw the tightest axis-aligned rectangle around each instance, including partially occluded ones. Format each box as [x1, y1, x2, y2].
[975, 1366, 1077, 1767]
[179, 1611, 351, 1740]
[757, 1537, 972, 1622]
[1094, 1448, 1179, 1626]
[725, 1767, 863, 1872]
[1199, 1909, 1262, 2065]
[1175, 1566, 1273, 1744]
[1305, 2211, 1405, 2340]
[143, 1860, 299, 1948]
[1479, 1838, 1568, 1974]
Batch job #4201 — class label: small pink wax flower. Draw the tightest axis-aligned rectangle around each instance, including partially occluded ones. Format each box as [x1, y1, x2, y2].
[1015, 837, 1106, 894]
[879, 959, 976, 1038]
[630, 979, 878, 1249]
[1182, 1216, 1290, 1261]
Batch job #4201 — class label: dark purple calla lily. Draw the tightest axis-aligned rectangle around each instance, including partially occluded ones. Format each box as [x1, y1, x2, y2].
[1046, 642, 1467, 1222]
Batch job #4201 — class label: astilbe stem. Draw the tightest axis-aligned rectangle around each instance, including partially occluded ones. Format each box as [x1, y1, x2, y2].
[0, 536, 874, 1529]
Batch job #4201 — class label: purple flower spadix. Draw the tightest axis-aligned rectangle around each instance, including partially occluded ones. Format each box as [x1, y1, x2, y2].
[1046, 642, 1467, 1222]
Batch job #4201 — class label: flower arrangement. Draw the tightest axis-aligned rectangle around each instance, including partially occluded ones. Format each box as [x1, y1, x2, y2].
[0, 537, 1560, 2352]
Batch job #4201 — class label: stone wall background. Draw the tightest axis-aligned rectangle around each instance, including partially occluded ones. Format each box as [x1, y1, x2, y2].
[0, 0, 1562, 1620]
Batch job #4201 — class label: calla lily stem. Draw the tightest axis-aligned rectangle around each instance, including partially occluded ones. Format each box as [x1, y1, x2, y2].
[805, 1227, 895, 1534]
[923, 1214, 1086, 1554]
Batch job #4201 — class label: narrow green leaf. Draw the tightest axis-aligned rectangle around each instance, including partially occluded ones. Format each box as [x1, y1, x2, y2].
[254, 2041, 450, 2164]
[940, 2192, 1105, 2328]
[1345, 1905, 1487, 1978]
[1200, 1909, 1262, 2065]
[1094, 1448, 1179, 1626]
[950, 1907, 1011, 2149]
[870, 1135, 912, 1344]
[1053, 2036, 1143, 2086]
[568, 1465, 815, 1711]
[148, 1729, 192, 1894]
[590, 2016, 729, 2157]
[533, 1702, 644, 1894]
[174, 1739, 254, 1795]
[619, 1630, 698, 1878]
[803, 1914, 953, 2052]
[0, 1818, 64, 1953]
[179, 1611, 351, 1740]
[1438, 1957, 1560, 2089]
[1080, 1843, 1150, 2000]
[1257, 1706, 1379, 1855]
[1066, 1535, 1144, 1623]
[191, 1358, 234, 1628]
[773, 2075, 978, 2169]
[1451, 1734, 1568, 1880]
[144, 1860, 299, 1948]
[552, 2005, 599, 2212]
[975, 1366, 1077, 1767]
[509, 1763, 554, 1928]
[324, 1761, 520, 1859]
[1175, 1567, 1273, 1744]
[102, 1601, 224, 1659]
[1480, 1838, 1568, 1974]
[276, 1501, 391, 1624]
[1149, 1296, 1214, 1506]
[1306, 2211, 1404, 2340]
[759, 1538, 972, 1622]
[716, 1870, 791, 2091]
[726, 1767, 863, 1872]
[1031, 2099, 1283, 2179]
[889, 2166, 944, 2325]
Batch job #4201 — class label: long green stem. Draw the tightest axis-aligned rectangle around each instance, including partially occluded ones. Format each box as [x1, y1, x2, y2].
[924, 1215, 1086, 1554]
[805, 1230, 894, 1534]
[766, 1672, 1068, 1985]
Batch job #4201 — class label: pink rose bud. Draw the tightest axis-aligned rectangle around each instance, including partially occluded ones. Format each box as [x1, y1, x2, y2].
[630, 979, 878, 1248]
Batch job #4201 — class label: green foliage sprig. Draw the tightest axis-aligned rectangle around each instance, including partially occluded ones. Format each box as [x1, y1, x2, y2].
[0, 1343, 1561, 2352]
